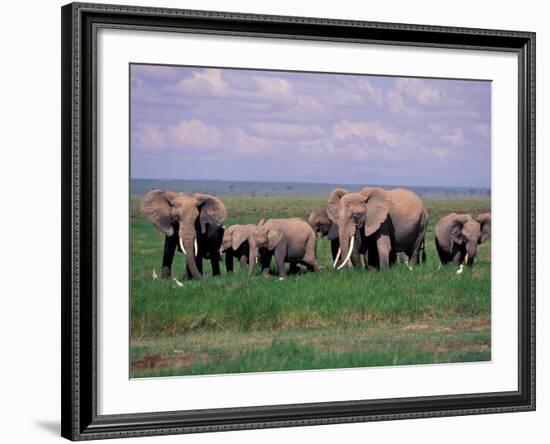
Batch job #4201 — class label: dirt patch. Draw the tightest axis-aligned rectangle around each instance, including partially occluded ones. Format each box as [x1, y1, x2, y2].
[467, 318, 491, 330]
[434, 340, 490, 353]
[400, 323, 430, 331]
[132, 352, 208, 371]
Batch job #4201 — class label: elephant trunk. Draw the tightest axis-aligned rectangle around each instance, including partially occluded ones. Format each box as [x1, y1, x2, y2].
[465, 242, 477, 265]
[180, 225, 201, 279]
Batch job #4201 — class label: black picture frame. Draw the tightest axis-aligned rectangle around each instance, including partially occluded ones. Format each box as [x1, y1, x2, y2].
[61, 2, 536, 440]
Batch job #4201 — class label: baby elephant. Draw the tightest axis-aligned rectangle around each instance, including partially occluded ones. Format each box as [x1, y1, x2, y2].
[249, 218, 319, 279]
[219, 224, 256, 272]
[435, 212, 491, 268]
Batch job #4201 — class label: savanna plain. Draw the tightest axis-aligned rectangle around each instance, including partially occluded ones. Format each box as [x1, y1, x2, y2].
[130, 184, 491, 378]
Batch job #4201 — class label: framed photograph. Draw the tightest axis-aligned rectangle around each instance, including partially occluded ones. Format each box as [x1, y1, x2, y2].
[61, 2, 535, 440]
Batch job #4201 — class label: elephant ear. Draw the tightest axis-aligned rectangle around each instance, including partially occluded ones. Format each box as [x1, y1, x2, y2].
[267, 228, 283, 250]
[326, 188, 349, 223]
[327, 222, 339, 241]
[232, 227, 248, 250]
[140, 189, 178, 236]
[194, 194, 227, 234]
[476, 213, 491, 243]
[360, 188, 393, 237]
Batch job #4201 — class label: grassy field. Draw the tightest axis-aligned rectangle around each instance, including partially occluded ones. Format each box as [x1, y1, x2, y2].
[130, 195, 491, 378]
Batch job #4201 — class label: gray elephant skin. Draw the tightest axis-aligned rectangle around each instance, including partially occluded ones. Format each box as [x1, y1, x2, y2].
[326, 187, 428, 270]
[219, 224, 256, 272]
[307, 205, 341, 262]
[249, 218, 319, 278]
[434, 212, 491, 265]
[141, 189, 227, 279]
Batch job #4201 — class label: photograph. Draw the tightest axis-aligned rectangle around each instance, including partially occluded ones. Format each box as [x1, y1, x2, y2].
[129, 63, 492, 378]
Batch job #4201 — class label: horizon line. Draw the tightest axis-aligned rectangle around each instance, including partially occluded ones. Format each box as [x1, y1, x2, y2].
[131, 177, 491, 190]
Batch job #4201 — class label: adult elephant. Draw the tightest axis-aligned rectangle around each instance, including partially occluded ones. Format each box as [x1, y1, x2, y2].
[140, 189, 227, 280]
[434, 212, 491, 266]
[219, 224, 257, 272]
[327, 187, 428, 270]
[248, 218, 319, 279]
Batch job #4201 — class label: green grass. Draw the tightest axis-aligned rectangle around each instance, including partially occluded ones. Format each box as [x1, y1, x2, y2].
[130, 196, 491, 377]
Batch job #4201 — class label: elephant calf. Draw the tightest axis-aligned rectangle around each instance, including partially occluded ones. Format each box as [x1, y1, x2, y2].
[249, 218, 319, 279]
[219, 224, 256, 272]
[434, 212, 491, 267]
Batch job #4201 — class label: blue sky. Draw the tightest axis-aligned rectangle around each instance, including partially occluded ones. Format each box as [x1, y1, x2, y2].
[130, 64, 491, 187]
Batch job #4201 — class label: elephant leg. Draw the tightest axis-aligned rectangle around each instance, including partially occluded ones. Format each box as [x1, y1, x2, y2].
[210, 253, 221, 276]
[239, 254, 247, 270]
[451, 250, 463, 265]
[302, 245, 319, 273]
[376, 234, 392, 269]
[435, 238, 449, 265]
[389, 249, 397, 267]
[274, 247, 287, 279]
[225, 250, 234, 273]
[288, 263, 300, 274]
[408, 229, 427, 268]
[161, 232, 178, 278]
[260, 251, 273, 277]
[365, 237, 379, 270]
[302, 257, 319, 273]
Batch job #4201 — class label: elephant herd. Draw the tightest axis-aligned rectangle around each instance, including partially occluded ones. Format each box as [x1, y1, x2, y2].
[140, 187, 491, 281]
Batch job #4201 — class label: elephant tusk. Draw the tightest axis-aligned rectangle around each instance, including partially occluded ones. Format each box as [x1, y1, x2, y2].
[333, 248, 341, 268]
[179, 237, 187, 255]
[337, 235, 355, 270]
[194, 238, 198, 257]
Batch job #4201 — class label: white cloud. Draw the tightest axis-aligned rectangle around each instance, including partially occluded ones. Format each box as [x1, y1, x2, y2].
[442, 128, 465, 146]
[356, 78, 384, 106]
[229, 128, 270, 155]
[169, 119, 221, 147]
[332, 120, 398, 147]
[132, 124, 167, 151]
[169, 69, 296, 105]
[248, 122, 324, 140]
[395, 78, 444, 104]
[386, 90, 419, 116]
[172, 69, 230, 97]
[432, 148, 452, 159]
[252, 76, 295, 103]
[428, 124, 466, 146]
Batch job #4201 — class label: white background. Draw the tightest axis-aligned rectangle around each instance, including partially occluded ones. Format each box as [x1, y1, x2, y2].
[0, 0, 546, 443]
